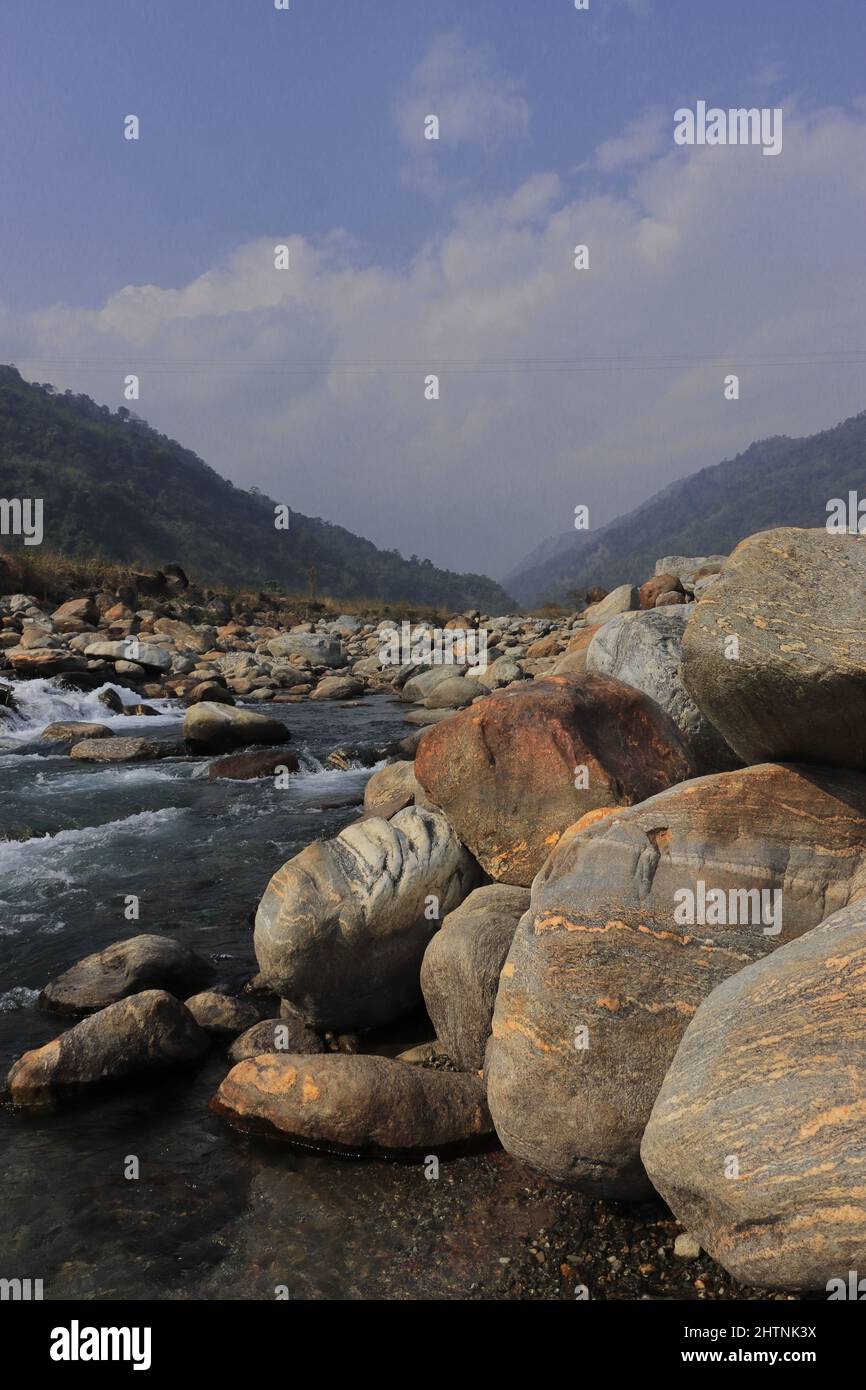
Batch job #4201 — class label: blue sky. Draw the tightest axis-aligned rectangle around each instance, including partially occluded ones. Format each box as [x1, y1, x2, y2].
[2, 0, 866, 577]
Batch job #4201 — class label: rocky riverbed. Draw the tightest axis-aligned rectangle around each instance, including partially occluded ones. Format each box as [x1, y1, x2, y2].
[2, 533, 864, 1300]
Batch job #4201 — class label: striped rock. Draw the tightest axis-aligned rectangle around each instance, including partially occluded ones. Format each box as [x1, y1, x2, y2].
[254, 806, 478, 1031]
[642, 902, 866, 1290]
[485, 763, 866, 1198]
[682, 527, 866, 769]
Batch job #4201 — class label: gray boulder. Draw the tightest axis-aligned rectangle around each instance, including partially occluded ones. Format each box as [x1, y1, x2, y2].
[683, 527, 866, 769]
[8, 991, 209, 1105]
[421, 884, 530, 1070]
[254, 806, 479, 1031]
[586, 608, 739, 773]
[642, 901, 866, 1291]
[39, 934, 213, 1015]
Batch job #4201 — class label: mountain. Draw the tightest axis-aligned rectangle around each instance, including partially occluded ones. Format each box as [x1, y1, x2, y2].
[506, 411, 866, 605]
[0, 366, 514, 611]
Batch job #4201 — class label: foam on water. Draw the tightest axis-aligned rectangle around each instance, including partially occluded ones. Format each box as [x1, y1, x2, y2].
[0, 677, 181, 741]
[0, 806, 187, 891]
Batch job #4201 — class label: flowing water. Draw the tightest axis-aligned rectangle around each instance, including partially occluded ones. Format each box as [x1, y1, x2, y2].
[0, 679, 489, 1300]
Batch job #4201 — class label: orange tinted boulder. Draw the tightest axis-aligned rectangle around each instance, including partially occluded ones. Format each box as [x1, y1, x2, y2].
[414, 674, 696, 886]
[639, 574, 683, 609]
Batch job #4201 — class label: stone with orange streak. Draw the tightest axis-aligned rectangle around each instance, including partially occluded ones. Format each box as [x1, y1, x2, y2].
[415, 673, 696, 887]
[642, 900, 866, 1290]
[682, 526, 866, 769]
[486, 762, 866, 1199]
[7, 990, 209, 1106]
[211, 1052, 494, 1155]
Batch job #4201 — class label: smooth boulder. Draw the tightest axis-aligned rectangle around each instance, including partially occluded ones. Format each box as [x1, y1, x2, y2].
[362, 760, 418, 819]
[8, 991, 209, 1105]
[414, 674, 696, 886]
[211, 1053, 493, 1154]
[40, 934, 213, 1015]
[254, 806, 478, 1030]
[184, 991, 261, 1038]
[69, 737, 169, 763]
[642, 902, 866, 1291]
[486, 762, 866, 1198]
[421, 884, 529, 1070]
[682, 527, 866, 768]
[207, 748, 299, 781]
[228, 1015, 324, 1062]
[183, 702, 290, 754]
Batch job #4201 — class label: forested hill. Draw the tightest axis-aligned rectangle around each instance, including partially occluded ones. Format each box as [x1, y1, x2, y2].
[505, 410, 866, 605]
[0, 366, 514, 610]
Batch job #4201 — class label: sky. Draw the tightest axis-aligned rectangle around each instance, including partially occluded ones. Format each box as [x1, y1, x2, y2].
[2, 0, 866, 579]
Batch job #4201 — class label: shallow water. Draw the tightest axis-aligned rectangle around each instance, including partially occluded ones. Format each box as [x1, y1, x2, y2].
[0, 678, 472, 1300]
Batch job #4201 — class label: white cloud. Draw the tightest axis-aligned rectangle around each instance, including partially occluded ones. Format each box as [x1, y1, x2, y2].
[6, 104, 866, 583]
[594, 109, 667, 171]
[394, 31, 530, 154]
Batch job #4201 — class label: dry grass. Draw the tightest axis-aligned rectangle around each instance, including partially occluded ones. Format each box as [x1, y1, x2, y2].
[0, 547, 485, 621]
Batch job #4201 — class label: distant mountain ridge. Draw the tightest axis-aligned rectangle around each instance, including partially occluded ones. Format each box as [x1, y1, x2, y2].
[506, 412, 866, 604]
[0, 366, 514, 611]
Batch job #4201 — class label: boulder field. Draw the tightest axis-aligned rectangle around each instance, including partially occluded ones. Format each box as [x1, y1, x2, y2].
[8, 527, 866, 1295]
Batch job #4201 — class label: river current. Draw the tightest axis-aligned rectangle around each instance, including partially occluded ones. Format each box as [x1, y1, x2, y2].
[0, 679, 476, 1300]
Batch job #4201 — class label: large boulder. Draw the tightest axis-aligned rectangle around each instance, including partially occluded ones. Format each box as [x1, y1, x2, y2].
[69, 737, 171, 762]
[642, 902, 866, 1291]
[254, 806, 479, 1031]
[206, 748, 299, 781]
[421, 884, 530, 1071]
[8, 991, 209, 1105]
[39, 934, 213, 1015]
[486, 762, 866, 1198]
[682, 528, 866, 769]
[183, 702, 290, 754]
[414, 674, 696, 887]
[211, 1053, 493, 1154]
[266, 633, 345, 668]
[586, 609, 739, 774]
[84, 640, 172, 671]
[8, 649, 87, 678]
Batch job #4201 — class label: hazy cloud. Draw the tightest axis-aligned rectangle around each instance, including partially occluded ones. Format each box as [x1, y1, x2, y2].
[394, 31, 530, 154]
